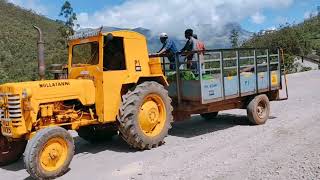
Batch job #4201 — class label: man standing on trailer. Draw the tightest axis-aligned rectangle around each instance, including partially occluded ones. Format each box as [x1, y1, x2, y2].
[193, 34, 206, 52]
[180, 29, 196, 69]
[193, 34, 206, 68]
[157, 32, 178, 70]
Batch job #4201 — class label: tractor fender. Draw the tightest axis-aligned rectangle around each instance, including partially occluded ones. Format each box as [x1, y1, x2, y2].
[137, 75, 168, 87]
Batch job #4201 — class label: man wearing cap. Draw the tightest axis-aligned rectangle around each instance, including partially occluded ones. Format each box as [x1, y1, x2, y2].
[158, 33, 178, 70]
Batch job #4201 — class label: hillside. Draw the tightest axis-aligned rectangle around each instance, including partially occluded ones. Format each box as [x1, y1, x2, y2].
[243, 16, 320, 57]
[0, 0, 67, 83]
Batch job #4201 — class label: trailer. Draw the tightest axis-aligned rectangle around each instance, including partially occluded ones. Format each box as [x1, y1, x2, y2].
[151, 48, 288, 124]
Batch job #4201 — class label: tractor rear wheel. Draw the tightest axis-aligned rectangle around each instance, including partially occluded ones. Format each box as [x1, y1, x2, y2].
[247, 94, 270, 125]
[200, 112, 219, 120]
[24, 127, 74, 179]
[118, 81, 173, 150]
[77, 125, 118, 143]
[0, 133, 27, 166]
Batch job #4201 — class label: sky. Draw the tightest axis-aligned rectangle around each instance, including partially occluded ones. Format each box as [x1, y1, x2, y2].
[7, 0, 320, 36]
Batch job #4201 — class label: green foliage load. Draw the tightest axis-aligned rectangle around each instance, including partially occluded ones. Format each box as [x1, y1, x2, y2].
[166, 71, 197, 81]
[0, 0, 68, 84]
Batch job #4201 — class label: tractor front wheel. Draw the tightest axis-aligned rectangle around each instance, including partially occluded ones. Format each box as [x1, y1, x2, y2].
[118, 81, 173, 150]
[0, 133, 27, 166]
[24, 127, 74, 179]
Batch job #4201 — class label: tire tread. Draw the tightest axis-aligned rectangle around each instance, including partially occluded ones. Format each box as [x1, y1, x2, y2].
[117, 82, 173, 150]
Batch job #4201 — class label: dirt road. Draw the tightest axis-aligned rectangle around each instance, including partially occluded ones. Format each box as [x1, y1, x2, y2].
[1, 70, 320, 180]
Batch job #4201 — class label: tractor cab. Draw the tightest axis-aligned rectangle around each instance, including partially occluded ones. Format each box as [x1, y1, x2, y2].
[68, 31, 126, 72]
[67, 29, 167, 123]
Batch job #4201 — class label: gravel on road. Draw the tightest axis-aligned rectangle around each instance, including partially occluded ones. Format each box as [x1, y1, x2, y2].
[1, 70, 320, 180]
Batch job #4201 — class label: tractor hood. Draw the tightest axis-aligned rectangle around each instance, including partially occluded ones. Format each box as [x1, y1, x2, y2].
[0, 79, 96, 105]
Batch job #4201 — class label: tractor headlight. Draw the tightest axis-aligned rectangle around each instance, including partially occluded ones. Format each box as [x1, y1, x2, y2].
[22, 88, 32, 99]
[0, 97, 4, 107]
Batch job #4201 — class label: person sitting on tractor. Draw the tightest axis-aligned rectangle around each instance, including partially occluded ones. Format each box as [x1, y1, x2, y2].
[180, 29, 196, 69]
[157, 32, 178, 70]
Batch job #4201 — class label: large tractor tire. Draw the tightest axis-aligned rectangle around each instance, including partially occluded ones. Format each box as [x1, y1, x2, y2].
[0, 132, 27, 166]
[247, 94, 270, 125]
[200, 112, 219, 120]
[24, 127, 74, 179]
[77, 125, 118, 143]
[118, 81, 173, 150]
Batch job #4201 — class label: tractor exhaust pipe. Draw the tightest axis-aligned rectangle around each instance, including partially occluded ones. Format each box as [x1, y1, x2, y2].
[33, 25, 45, 80]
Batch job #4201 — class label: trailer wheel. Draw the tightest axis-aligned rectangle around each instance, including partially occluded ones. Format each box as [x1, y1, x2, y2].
[77, 125, 118, 143]
[0, 133, 27, 166]
[24, 127, 74, 179]
[200, 112, 219, 120]
[247, 94, 270, 125]
[118, 81, 173, 150]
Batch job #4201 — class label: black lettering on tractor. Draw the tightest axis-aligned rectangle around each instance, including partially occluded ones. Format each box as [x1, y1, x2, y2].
[39, 81, 71, 88]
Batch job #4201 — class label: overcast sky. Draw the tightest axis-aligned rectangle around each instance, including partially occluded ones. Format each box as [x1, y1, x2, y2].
[8, 0, 319, 35]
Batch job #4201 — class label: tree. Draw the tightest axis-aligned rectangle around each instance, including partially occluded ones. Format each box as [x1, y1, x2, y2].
[229, 29, 239, 48]
[58, 1, 79, 39]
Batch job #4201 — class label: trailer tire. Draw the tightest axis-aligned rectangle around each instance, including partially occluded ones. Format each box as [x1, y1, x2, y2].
[200, 112, 219, 120]
[117, 81, 173, 150]
[247, 94, 270, 125]
[0, 132, 27, 166]
[24, 127, 74, 179]
[77, 125, 118, 143]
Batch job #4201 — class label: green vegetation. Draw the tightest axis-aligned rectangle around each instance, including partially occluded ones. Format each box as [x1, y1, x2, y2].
[243, 15, 320, 73]
[0, 0, 67, 83]
[167, 71, 197, 81]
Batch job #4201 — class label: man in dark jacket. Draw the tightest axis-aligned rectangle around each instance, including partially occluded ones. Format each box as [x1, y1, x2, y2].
[180, 29, 196, 69]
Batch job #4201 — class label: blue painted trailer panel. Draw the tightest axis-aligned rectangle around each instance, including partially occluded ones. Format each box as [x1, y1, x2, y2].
[201, 78, 222, 100]
[240, 72, 256, 93]
[224, 76, 238, 96]
[258, 72, 269, 90]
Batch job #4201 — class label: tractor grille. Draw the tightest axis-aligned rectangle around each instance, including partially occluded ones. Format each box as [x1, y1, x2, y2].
[0, 93, 22, 120]
[0, 108, 3, 119]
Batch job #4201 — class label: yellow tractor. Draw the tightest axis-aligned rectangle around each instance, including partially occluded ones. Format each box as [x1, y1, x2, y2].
[0, 27, 172, 179]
